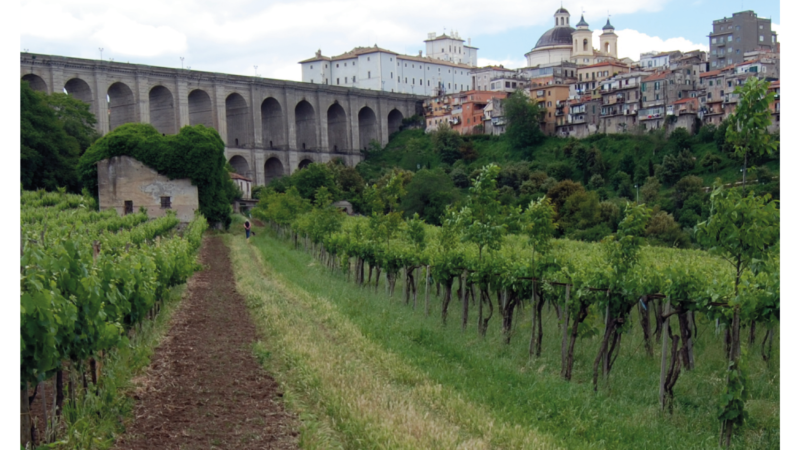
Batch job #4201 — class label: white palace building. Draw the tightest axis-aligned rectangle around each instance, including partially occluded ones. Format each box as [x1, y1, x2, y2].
[299, 31, 477, 96]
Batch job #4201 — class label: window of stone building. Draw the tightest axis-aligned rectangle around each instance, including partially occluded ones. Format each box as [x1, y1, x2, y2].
[336, 63, 339, 68]
[161, 197, 171, 209]
[368, 71, 371, 78]
[310, 65, 313, 69]
[352, 76, 356, 82]
[728, 35, 732, 41]
[759, 35, 764, 42]
[337, 78, 340, 85]
[367, 57, 370, 61]
[325, 64, 328, 68]
[124, 201, 133, 215]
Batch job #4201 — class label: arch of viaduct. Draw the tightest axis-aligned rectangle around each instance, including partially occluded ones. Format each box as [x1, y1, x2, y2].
[21, 53, 423, 185]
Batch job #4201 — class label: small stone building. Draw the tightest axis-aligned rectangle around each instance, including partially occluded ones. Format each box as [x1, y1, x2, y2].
[97, 156, 199, 223]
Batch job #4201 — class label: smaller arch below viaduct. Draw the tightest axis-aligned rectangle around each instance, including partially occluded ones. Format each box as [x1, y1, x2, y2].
[20, 53, 423, 188]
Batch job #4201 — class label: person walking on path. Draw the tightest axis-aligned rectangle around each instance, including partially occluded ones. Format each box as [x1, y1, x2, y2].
[244, 220, 252, 241]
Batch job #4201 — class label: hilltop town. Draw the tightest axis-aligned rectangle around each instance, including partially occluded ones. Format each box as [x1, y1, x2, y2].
[300, 8, 779, 139]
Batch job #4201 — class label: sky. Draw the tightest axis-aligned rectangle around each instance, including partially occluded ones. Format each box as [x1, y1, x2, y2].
[18, 0, 780, 81]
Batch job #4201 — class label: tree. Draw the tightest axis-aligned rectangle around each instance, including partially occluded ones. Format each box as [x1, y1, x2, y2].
[292, 162, 339, 202]
[641, 176, 661, 204]
[44, 91, 99, 153]
[20, 81, 85, 192]
[645, 210, 689, 248]
[546, 179, 584, 214]
[453, 164, 506, 334]
[725, 77, 778, 190]
[504, 90, 544, 151]
[431, 122, 463, 164]
[399, 169, 459, 225]
[520, 196, 557, 355]
[672, 175, 704, 210]
[695, 186, 779, 447]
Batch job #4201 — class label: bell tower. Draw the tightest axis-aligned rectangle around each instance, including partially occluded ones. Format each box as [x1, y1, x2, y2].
[600, 18, 618, 58]
[572, 14, 593, 61]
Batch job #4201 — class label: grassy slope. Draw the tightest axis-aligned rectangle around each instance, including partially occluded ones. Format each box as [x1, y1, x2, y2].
[231, 223, 779, 449]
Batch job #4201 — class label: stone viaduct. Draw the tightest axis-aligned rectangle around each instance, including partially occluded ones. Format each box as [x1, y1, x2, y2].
[20, 53, 424, 185]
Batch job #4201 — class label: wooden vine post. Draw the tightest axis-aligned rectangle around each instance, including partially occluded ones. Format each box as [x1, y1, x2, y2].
[425, 265, 431, 317]
[461, 270, 469, 331]
[21, 227, 32, 447]
[560, 284, 570, 378]
[659, 298, 671, 409]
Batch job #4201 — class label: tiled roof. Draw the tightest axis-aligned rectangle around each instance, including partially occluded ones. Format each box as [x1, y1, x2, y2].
[299, 46, 398, 64]
[396, 54, 472, 69]
[578, 61, 630, 70]
[230, 172, 251, 181]
[643, 72, 668, 82]
[671, 97, 696, 105]
[770, 80, 780, 88]
[699, 69, 722, 78]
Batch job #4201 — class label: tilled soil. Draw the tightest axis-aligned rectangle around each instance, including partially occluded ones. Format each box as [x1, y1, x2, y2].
[114, 235, 299, 450]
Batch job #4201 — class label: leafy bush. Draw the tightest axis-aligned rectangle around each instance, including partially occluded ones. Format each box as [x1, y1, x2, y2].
[79, 123, 238, 228]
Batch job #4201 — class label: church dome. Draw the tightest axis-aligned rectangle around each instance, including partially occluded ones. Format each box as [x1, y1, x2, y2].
[534, 26, 576, 49]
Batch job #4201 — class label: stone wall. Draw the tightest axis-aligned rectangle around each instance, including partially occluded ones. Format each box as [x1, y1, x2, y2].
[97, 156, 199, 223]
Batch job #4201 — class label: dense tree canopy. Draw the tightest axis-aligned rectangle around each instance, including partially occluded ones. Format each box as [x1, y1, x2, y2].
[20, 81, 95, 192]
[79, 123, 239, 228]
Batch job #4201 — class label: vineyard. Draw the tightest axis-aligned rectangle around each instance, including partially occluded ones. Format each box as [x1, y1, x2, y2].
[20, 189, 207, 447]
[253, 166, 780, 447]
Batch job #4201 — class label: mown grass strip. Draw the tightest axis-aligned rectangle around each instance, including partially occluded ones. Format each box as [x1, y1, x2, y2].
[226, 233, 562, 450]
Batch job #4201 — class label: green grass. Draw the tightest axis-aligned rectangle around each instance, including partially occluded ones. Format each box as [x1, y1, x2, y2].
[242, 227, 779, 449]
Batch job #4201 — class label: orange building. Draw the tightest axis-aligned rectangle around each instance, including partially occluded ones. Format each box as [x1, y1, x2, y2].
[454, 90, 507, 135]
[531, 84, 570, 135]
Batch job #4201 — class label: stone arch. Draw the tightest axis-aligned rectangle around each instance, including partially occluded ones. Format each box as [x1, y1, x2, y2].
[583, 39, 588, 52]
[387, 108, 404, 135]
[188, 89, 214, 128]
[295, 100, 317, 151]
[358, 106, 378, 150]
[226, 92, 250, 147]
[108, 82, 136, 130]
[298, 158, 313, 170]
[22, 74, 47, 92]
[327, 102, 348, 152]
[261, 97, 285, 149]
[264, 157, 285, 185]
[604, 42, 610, 53]
[64, 78, 93, 109]
[149, 85, 176, 135]
[229, 155, 250, 177]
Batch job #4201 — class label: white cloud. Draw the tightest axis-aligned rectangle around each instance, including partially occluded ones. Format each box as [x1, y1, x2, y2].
[19, 0, 676, 78]
[595, 29, 709, 62]
[91, 13, 187, 56]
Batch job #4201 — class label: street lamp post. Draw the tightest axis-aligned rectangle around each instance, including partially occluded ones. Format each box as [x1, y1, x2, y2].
[99, 48, 104, 61]
[180, 56, 184, 69]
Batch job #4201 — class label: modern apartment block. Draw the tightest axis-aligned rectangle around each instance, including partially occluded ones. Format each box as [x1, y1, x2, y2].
[708, 10, 777, 68]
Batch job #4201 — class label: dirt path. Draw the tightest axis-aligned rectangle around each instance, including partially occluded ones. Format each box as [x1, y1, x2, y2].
[114, 235, 299, 450]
